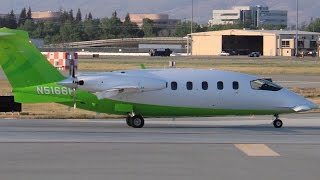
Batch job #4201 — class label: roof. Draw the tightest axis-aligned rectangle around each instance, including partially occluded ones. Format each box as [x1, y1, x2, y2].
[191, 29, 320, 36]
[250, 30, 320, 35]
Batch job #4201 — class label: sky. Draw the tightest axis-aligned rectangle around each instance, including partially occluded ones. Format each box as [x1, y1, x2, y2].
[0, 0, 319, 25]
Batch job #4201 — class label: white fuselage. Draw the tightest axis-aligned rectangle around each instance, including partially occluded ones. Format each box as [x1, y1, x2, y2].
[73, 69, 318, 112]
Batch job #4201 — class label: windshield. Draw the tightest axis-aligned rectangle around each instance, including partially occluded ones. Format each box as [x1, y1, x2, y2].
[250, 79, 282, 91]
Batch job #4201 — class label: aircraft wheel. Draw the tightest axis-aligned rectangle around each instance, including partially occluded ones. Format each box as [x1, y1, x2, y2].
[126, 116, 132, 127]
[273, 119, 283, 128]
[131, 115, 144, 128]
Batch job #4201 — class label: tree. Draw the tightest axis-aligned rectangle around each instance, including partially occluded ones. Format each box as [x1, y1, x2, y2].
[260, 24, 287, 30]
[306, 18, 320, 32]
[142, 18, 155, 37]
[32, 22, 45, 39]
[112, 11, 117, 18]
[122, 13, 143, 38]
[83, 19, 100, 40]
[18, 8, 27, 26]
[68, 9, 74, 21]
[19, 19, 35, 34]
[5, 10, 18, 29]
[59, 10, 69, 23]
[0, 17, 5, 28]
[207, 23, 244, 31]
[99, 12, 123, 39]
[76, 8, 82, 22]
[175, 21, 190, 37]
[88, 12, 93, 20]
[60, 20, 82, 42]
[43, 22, 61, 43]
[27, 7, 32, 20]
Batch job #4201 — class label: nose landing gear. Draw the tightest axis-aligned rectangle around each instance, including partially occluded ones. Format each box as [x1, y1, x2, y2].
[273, 114, 283, 128]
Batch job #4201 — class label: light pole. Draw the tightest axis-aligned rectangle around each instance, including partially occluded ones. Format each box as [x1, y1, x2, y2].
[295, 0, 299, 57]
[191, 0, 194, 34]
[189, 0, 194, 56]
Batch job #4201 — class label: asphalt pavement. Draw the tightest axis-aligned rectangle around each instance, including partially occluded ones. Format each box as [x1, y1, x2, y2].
[0, 114, 320, 180]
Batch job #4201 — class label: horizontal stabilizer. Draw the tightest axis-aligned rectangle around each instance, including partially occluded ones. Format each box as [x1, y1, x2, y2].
[0, 32, 15, 36]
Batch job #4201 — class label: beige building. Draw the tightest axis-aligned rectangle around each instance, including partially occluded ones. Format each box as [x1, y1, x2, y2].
[32, 11, 61, 21]
[129, 13, 180, 28]
[191, 29, 320, 56]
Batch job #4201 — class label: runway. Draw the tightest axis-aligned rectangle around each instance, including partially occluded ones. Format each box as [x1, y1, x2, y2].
[1, 114, 320, 180]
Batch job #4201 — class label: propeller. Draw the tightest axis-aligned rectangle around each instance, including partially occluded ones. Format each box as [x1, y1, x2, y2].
[70, 60, 77, 109]
[58, 58, 84, 109]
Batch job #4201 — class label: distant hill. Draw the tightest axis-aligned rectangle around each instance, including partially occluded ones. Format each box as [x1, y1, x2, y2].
[1, 0, 319, 25]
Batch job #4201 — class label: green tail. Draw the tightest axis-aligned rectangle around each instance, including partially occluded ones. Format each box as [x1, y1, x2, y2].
[0, 28, 65, 89]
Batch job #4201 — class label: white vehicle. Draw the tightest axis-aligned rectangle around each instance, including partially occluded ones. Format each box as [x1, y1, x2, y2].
[219, 51, 230, 56]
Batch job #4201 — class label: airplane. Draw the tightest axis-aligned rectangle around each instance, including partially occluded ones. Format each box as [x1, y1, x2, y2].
[0, 28, 318, 128]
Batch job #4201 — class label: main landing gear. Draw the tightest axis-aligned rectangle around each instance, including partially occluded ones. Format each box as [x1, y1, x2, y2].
[126, 113, 144, 128]
[273, 114, 283, 128]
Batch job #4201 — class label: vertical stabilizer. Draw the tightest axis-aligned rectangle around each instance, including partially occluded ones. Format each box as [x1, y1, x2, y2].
[0, 28, 65, 89]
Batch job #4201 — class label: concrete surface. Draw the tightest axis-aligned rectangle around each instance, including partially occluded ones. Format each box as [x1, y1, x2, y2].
[0, 114, 320, 180]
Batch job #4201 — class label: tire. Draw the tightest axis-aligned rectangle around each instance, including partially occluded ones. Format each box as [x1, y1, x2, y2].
[273, 119, 283, 128]
[131, 115, 144, 128]
[126, 116, 132, 127]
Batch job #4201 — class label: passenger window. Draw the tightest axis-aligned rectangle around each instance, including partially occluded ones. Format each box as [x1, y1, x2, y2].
[233, 81, 239, 90]
[202, 81, 208, 90]
[217, 81, 223, 90]
[171, 82, 177, 90]
[250, 79, 282, 91]
[186, 81, 193, 90]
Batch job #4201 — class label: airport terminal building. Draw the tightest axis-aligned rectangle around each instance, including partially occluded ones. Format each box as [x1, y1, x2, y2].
[191, 29, 320, 56]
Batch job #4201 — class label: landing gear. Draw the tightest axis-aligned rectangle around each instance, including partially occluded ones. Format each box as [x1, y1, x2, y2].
[126, 115, 132, 127]
[273, 114, 283, 128]
[126, 113, 144, 128]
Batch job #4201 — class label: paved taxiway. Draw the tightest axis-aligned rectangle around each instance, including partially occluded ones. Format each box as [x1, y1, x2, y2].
[1, 114, 320, 180]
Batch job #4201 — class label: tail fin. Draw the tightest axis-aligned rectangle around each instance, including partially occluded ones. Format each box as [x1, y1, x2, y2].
[0, 28, 65, 89]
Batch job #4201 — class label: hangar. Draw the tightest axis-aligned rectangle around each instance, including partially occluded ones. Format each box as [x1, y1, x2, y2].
[191, 29, 320, 56]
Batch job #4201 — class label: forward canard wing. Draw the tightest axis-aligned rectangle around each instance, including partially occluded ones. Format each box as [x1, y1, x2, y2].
[94, 86, 141, 99]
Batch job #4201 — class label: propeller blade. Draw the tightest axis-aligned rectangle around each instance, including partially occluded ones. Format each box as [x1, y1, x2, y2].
[73, 88, 77, 109]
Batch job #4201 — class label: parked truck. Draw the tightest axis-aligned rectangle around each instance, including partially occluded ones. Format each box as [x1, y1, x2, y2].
[149, 48, 172, 57]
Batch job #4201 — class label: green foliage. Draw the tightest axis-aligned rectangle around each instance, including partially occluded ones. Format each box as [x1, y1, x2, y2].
[122, 13, 143, 38]
[259, 24, 287, 30]
[18, 19, 35, 32]
[88, 12, 93, 20]
[83, 19, 101, 40]
[6, 10, 18, 29]
[306, 18, 320, 32]
[18, 8, 27, 26]
[175, 21, 203, 37]
[3, 7, 315, 45]
[60, 20, 83, 42]
[142, 18, 155, 37]
[207, 23, 245, 31]
[27, 7, 32, 20]
[76, 8, 82, 22]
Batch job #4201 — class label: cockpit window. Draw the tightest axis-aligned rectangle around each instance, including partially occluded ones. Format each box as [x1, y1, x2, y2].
[250, 79, 282, 91]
